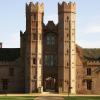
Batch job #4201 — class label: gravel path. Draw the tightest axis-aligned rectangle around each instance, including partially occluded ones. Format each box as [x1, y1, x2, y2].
[34, 96, 64, 100]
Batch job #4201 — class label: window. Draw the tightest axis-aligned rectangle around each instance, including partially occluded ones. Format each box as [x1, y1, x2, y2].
[33, 14, 36, 20]
[33, 58, 36, 64]
[67, 62, 69, 66]
[67, 49, 69, 54]
[33, 75, 36, 79]
[39, 34, 42, 40]
[46, 35, 55, 45]
[87, 79, 92, 90]
[65, 28, 68, 30]
[67, 16, 69, 22]
[36, 22, 38, 27]
[52, 37, 55, 45]
[87, 68, 91, 76]
[9, 68, 14, 76]
[33, 22, 37, 28]
[39, 58, 42, 64]
[51, 55, 53, 66]
[67, 34, 69, 37]
[44, 55, 56, 66]
[45, 55, 48, 66]
[47, 36, 50, 45]
[2, 79, 8, 90]
[32, 34, 37, 40]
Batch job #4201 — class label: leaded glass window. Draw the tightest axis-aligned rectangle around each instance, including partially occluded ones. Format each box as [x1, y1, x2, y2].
[44, 55, 57, 66]
[46, 35, 55, 45]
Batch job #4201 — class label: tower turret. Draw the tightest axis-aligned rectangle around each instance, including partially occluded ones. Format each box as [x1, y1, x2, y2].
[58, 2, 76, 13]
[58, 1, 76, 94]
[24, 2, 44, 93]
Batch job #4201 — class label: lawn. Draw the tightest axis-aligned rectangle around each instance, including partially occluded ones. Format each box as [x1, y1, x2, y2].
[0, 96, 100, 100]
[0, 96, 35, 100]
[64, 96, 100, 100]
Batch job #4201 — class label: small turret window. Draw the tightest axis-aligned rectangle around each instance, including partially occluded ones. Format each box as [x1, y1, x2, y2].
[39, 34, 42, 40]
[33, 57, 37, 64]
[67, 16, 69, 22]
[67, 34, 69, 37]
[67, 62, 69, 66]
[32, 33, 37, 40]
[67, 49, 69, 54]
[33, 14, 36, 20]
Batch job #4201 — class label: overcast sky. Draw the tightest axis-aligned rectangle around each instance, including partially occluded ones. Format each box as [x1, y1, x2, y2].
[0, 0, 100, 48]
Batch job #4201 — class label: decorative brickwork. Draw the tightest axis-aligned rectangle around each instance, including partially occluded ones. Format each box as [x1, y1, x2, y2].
[0, 1, 100, 94]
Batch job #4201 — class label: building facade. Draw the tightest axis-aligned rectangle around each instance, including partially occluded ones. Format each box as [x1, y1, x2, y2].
[0, 43, 2, 48]
[0, 1, 100, 94]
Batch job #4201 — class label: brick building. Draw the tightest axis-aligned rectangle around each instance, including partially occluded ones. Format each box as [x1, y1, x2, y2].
[0, 43, 2, 48]
[0, 1, 100, 94]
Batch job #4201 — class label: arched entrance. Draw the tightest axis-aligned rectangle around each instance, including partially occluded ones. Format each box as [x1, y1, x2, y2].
[44, 77, 56, 92]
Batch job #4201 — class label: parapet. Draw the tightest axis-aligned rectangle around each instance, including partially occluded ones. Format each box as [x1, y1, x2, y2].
[87, 60, 100, 66]
[58, 1, 76, 13]
[44, 21, 58, 32]
[26, 2, 44, 13]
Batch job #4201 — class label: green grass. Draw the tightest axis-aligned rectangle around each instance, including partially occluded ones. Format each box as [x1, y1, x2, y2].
[0, 96, 100, 100]
[0, 96, 35, 100]
[64, 96, 100, 100]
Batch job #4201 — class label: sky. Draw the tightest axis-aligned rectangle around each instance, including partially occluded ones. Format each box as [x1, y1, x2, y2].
[0, 0, 100, 48]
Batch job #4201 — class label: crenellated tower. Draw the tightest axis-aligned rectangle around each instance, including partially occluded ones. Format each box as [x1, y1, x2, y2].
[58, 2, 76, 94]
[24, 2, 44, 93]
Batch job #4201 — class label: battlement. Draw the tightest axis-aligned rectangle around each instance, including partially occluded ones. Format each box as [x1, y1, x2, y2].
[26, 2, 44, 13]
[87, 60, 100, 66]
[58, 1, 76, 13]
